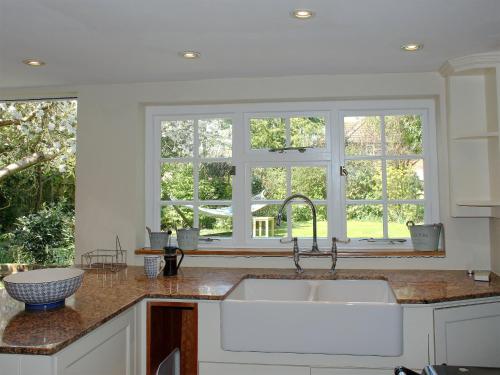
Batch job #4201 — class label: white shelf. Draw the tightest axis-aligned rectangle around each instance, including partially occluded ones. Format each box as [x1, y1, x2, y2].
[452, 132, 499, 140]
[456, 200, 500, 207]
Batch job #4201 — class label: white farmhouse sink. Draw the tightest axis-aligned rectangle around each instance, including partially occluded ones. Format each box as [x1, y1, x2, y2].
[221, 278, 403, 356]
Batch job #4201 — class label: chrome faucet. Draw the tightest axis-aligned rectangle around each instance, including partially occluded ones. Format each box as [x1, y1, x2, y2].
[276, 193, 319, 252]
[276, 194, 349, 273]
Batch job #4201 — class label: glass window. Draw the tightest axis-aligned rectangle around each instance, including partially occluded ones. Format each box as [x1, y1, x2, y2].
[344, 114, 426, 240]
[250, 165, 328, 239]
[147, 102, 437, 250]
[160, 117, 233, 238]
[249, 115, 326, 150]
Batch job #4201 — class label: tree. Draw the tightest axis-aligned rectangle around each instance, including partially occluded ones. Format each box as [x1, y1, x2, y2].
[0, 101, 76, 181]
[0, 100, 77, 232]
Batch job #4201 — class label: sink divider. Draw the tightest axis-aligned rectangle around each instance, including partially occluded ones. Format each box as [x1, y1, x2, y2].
[307, 282, 319, 301]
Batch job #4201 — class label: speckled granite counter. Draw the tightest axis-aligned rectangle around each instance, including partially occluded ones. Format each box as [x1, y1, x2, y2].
[1, 267, 500, 355]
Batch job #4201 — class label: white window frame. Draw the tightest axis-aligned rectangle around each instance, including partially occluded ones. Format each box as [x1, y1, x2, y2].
[145, 99, 439, 250]
[336, 100, 439, 250]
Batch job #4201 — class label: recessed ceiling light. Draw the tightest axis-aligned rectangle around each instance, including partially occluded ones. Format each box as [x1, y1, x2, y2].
[401, 43, 423, 52]
[291, 9, 314, 19]
[22, 58, 46, 67]
[180, 51, 200, 59]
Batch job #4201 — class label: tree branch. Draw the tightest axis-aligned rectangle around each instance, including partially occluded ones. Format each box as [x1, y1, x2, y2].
[0, 152, 57, 182]
[0, 105, 49, 128]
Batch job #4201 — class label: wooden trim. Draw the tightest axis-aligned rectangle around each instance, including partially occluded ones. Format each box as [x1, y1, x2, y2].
[136, 248, 445, 258]
[146, 301, 198, 375]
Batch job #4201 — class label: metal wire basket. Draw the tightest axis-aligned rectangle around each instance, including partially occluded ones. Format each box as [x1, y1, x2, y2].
[81, 236, 127, 271]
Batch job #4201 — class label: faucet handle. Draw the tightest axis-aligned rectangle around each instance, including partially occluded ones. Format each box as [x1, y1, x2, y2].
[330, 237, 349, 274]
[281, 237, 300, 255]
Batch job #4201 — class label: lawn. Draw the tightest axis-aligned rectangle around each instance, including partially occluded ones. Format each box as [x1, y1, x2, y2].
[201, 220, 410, 239]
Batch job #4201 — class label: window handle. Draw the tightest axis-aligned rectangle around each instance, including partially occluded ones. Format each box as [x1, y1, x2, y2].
[340, 166, 348, 176]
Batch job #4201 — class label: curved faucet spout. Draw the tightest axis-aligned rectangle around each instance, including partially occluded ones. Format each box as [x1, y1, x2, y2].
[276, 193, 319, 252]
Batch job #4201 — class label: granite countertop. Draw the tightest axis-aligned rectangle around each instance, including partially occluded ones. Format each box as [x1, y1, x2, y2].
[1, 266, 500, 355]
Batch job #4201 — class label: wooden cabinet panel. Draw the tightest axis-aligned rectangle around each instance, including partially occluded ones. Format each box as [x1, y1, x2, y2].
[147, 301, 197, 375]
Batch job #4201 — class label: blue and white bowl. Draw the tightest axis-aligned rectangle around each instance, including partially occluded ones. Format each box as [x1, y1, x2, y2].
[3, 268, 84, 311]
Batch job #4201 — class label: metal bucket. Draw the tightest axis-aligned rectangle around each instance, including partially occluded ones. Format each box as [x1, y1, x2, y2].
[146, 227, 171, 250]
[406, 221, 443, 251]
[176, 228, 199, 250]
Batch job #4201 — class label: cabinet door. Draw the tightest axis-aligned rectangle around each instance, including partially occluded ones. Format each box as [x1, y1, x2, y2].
[434, 302, 500, 367]
[55, 307, 135, 375]
[199, 362, 309, 375]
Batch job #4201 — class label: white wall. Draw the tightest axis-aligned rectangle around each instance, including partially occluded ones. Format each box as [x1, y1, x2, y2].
[0, 72, 492, 269]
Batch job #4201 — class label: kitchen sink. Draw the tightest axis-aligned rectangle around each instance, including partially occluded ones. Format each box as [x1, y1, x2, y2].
[220, 278, 403, 356]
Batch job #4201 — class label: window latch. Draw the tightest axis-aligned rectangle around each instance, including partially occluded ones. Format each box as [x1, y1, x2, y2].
[230, 166, 236, 175]
[340, 166, 348, 176]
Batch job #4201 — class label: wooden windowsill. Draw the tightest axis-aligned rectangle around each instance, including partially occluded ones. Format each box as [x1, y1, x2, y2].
[135, 248, 445, 258]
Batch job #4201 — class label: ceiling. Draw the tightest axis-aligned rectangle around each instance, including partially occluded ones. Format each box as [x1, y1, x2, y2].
[1, 0, 500, 88]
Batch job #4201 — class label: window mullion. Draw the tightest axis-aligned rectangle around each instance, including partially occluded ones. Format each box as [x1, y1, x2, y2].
[381, 115, 388, 238]
[335, 109, 346, 240]
[286, 165, 292, 238]
[193, 119, 200, 228]
[232, 112, 245, 245]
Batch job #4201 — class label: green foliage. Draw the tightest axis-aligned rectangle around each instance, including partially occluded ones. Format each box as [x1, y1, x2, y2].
[0, 234, 14, 263]
[1, 100, 76, 264]
[292, 205, 327, 222]
[346, 115, 425, 225]
[385, 115, 423, 155]
[198, 163, 232, 200]
[250, 116, 326, 150]
[0, 100, 77, 233]
[290, 117, 326, 148]
[8, 202, 74, 265]
[251, 167, 286, 199]
[291, 167, 326, 199]
[250, 118, 286, 149]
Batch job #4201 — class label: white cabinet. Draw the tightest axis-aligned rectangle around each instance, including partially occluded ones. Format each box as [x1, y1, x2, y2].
[0, 306, 136, 375]
[434, 301, 500, 367]
[55, 306, 136, 375]
[441, 52, 500, 217]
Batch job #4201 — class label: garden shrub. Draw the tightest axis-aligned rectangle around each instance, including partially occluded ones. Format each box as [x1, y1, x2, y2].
[8, 202, 74, 265]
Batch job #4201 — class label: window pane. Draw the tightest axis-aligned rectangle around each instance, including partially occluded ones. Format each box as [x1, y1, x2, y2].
[199, 162, 233, 200]
[251, 167, 286, 200]
[291, 166, 326, 199]
[200, 205, 232, 237]
[347, 204, 383, 238]
[161, 163, 193, 200]
[161, 120, 194, 158]
[385, 115, 423, 155]
[250, 118, 286, 149]
[292, 204, 327, 238]
[346, 160, 382, 200]
[290, 117, 326, 148]
[344, 116, 381, 156]
[199, 118, 232, 158]
[387, 159, 424, 200]
[388, 204, 424, 238]
[251, 205, 285, 238]
[161, 205, 194, 231]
